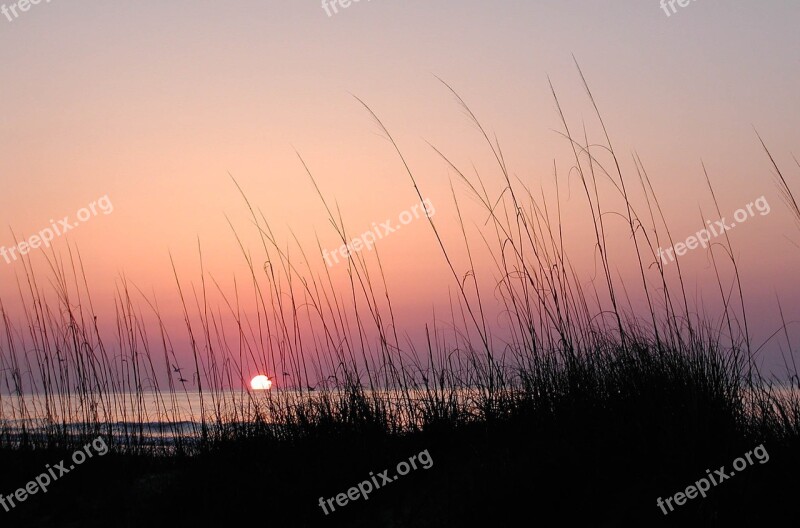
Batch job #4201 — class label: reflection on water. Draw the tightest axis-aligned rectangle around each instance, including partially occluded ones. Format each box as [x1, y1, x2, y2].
[0, 388, 473, 447]
[1, 386, 795, 449]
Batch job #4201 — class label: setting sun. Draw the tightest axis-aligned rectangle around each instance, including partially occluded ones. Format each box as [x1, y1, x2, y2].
[2, 1, 798, 524]
[250, 375, 273, 391]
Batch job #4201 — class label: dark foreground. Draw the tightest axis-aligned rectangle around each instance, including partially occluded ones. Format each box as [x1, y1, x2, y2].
[1, 346, 798, 527]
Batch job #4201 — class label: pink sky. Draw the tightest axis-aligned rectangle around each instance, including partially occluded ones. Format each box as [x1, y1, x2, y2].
[1, 1, 799, 381]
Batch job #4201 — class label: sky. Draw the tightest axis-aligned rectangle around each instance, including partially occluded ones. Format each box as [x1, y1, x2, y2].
[1, 0, 799, 382]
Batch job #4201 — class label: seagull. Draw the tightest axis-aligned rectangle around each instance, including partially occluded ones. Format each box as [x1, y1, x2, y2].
[172, 364, 183, 373]
[178, 377, 189, 383]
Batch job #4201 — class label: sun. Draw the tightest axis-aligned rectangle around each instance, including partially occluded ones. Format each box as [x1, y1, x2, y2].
[250, 375, 273, 390]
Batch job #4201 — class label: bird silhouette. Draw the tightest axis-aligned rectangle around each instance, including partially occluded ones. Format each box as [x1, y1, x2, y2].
[178, 377, 189, 383]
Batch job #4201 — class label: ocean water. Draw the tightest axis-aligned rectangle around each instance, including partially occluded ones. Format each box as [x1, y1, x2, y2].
[0, 389, 303, 445]
[0, 388, 461, 446]
[1, 386, 795, 447]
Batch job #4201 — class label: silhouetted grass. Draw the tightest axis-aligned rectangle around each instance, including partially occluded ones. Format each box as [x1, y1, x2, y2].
[0, 72, 798, 526]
